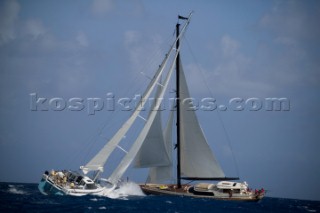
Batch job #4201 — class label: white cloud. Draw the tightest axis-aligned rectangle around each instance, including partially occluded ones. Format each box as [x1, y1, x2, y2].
[182, 33, 274, 98]
[124, 30, 165, 74]
[91, 0, 114, 16]
[23, 19, 47, 40]
[208, 35, 273, 97]
[221, 35, 240, 57]
[198, 1, 320, 98]
[274, 36, 297, 47]
[124, 30, 141, 46]
[257, 0, 320, 87]
[131, 0, 145, 16]
[0, 7, 94, 95]
[0, 0, 20, 45]
[124, 30, 143, 71]
[76, 31, 89, 47]
[259, 0, 320, 42]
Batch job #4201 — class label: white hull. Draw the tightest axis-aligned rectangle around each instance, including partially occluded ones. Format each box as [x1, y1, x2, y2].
[38, 171, 115, 196]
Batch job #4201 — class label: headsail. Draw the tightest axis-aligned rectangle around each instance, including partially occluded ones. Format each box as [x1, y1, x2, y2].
[178, 58, 226, 179]
[133, 80, 171, 168]
[146, 108, 174, 183]
[81, 41, 174, 174]
[108, 47, 179, 184]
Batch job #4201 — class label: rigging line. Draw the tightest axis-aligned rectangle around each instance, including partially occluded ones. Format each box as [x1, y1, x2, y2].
[117, 45, 163, 102]
[129, 33, 176, 97]
[138, 114, 147, 122]
[116, 145, 128, 154]
[184, 36, 240, 178]
[67, 65, 148, 166]
[64, 117, 108, 168]
[186, 180, 195, 185]
[126, 39, 177, 118]
[66, 110, 119, 168]
[140, 72, 164, 87]
[82, 110, 123, 159]
[64, 34, 175, 170]
[80, 51, 169, 164]
[72, 75, 142, 163]
[68, 101, 129, 169]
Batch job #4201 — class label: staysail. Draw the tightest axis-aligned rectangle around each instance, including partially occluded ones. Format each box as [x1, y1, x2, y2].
[133, 80, 171, 168]
[178, 58, 226, 179]
[146, 108, 174, 183]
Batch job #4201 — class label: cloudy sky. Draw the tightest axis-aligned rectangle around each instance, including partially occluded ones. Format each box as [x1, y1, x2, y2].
[0, 0, 319, 201]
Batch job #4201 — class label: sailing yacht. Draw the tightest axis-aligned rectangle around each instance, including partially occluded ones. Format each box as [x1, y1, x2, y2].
[38, 11, 187, 196]
[38, 12, 265, 200]
[135, 13, 265, 201]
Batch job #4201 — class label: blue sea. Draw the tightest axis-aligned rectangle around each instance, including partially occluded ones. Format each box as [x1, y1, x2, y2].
[1, 182, 319, 213]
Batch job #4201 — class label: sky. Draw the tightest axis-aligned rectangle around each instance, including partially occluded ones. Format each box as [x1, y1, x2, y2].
[0, 0, 320, 201]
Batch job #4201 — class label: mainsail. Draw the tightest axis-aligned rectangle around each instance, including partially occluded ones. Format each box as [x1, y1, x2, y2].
[137, 58, 226, 183]
[178, 58, 225, 179]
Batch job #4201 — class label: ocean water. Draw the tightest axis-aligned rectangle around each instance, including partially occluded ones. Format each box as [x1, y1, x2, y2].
[1, 182, 319, 213]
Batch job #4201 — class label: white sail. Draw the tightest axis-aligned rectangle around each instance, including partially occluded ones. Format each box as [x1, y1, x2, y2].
[147, 108, 174, 183]
[133, 82, 171, 168]
[81, 45, 174, 173]
[178, 58, 225, 178]
[108, 49, 179, 184]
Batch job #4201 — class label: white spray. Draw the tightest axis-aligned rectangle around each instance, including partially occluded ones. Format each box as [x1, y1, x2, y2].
[98, 181, 145, 199]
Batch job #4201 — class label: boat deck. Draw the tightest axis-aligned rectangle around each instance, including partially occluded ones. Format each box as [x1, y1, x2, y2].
[140, 184, 264, 201]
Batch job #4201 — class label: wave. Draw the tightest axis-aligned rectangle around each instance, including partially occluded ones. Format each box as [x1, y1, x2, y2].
[7, 185, 28, 195]
[98, 181, 145, 199]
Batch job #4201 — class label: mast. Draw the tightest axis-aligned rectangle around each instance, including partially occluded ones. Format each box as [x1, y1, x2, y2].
[174, 13, 239, 182]
[175, 21, 182, 188]
[175, 13, 192, 188]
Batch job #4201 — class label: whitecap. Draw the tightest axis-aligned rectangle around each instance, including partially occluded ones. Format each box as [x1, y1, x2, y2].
[98, 181, 145, 199]
[7, 185, 27, 195]
[116, 181, 145, 196]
